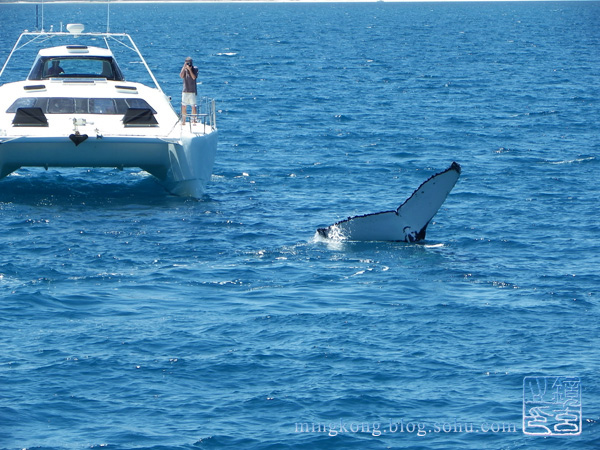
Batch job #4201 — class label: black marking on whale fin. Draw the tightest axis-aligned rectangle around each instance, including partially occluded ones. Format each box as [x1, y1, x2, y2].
[414, 223, 428, 242]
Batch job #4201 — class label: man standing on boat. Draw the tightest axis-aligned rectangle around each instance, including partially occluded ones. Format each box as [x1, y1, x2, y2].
[180, 56, 198, 123]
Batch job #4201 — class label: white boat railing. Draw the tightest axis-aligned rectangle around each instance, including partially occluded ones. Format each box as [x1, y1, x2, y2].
[183, 97, 217, 132]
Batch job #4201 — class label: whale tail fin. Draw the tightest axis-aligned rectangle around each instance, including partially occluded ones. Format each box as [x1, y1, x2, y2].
[317, 162, 461, 242]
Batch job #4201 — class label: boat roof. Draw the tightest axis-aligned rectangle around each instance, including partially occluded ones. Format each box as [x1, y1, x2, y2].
[37, 45, 115, 59]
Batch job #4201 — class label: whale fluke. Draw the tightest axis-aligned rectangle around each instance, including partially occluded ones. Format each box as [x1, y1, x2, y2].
[317, 162, 461, 242]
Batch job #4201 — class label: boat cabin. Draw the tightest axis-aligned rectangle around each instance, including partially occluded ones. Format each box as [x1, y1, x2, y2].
[27, 45, 124, 81]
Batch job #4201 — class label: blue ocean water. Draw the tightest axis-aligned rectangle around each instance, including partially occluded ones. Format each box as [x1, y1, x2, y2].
[1, 1, 599, 449]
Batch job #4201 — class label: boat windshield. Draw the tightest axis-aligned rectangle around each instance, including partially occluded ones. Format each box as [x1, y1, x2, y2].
[28, 56, 125, 81]
[7, 97, 155, 115]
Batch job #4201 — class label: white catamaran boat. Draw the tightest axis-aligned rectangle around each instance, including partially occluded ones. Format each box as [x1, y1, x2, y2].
[0, 23, 217, 197]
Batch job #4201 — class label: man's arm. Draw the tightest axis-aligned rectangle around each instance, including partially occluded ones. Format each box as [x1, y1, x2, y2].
[180, 65, 197, 80]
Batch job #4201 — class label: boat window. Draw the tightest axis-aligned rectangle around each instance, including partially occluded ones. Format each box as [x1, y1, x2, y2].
[75, 98, 89, 113]
[45, 59, 65, 77]
[7, 97, 37, 110]
[29, 56, 124, 81]
[127, 98, 153, 110]
[90, 98, 116, 114]
[7, 98, 156, 115]
[48, 98, 75, 114]
[114, 99, 130, 114]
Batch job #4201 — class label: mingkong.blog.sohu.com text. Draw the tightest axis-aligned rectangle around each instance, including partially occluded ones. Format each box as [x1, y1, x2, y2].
[295, 419, 519, 437]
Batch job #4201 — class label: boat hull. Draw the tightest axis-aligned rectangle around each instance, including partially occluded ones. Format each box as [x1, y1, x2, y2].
[164, 131, 218, 197]
[0, 130, 218, 197]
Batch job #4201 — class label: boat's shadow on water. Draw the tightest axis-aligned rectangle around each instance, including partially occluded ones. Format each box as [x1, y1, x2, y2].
[0, 169, 212, 207]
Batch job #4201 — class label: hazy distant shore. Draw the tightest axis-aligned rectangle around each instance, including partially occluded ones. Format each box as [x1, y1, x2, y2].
[0, 0, 557, 4]
[4, 0, 396, 4]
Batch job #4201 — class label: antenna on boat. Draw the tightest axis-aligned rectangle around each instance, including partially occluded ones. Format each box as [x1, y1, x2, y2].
[106, 0, 110, 33]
